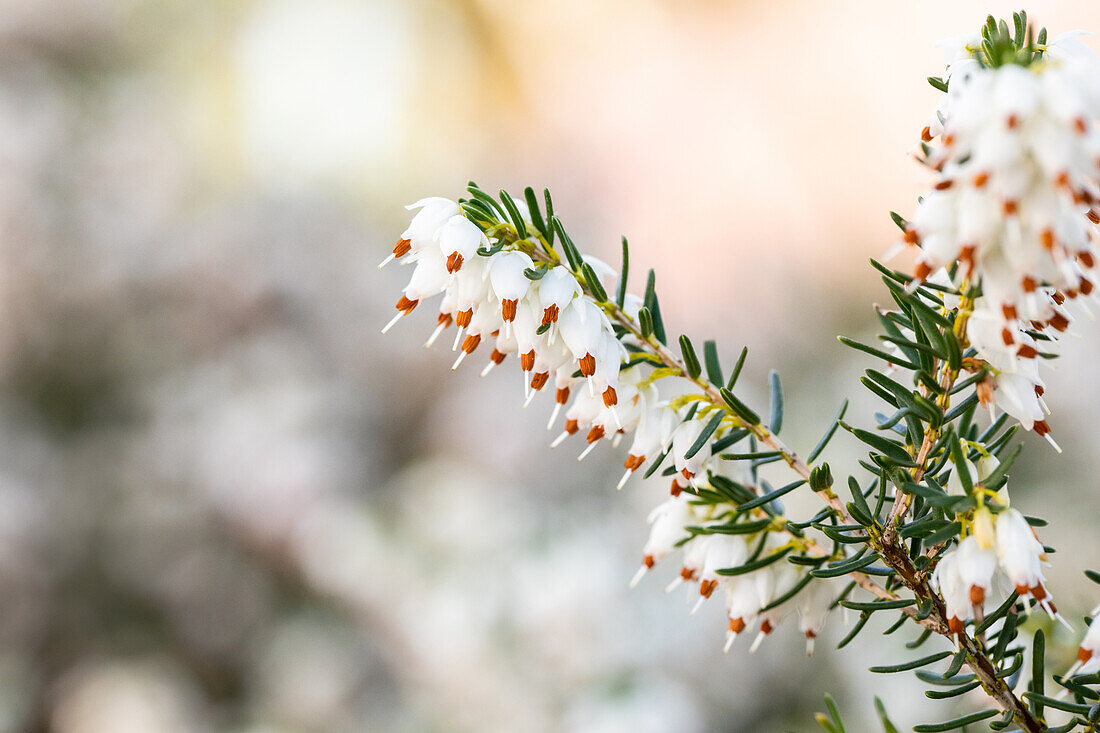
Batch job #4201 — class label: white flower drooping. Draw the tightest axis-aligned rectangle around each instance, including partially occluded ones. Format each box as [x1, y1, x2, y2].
[1074, 612, 1100, 675]
[901, 34, 1100, 447]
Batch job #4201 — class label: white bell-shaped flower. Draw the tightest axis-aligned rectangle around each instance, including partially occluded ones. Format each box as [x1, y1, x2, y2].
[995, 508, 1050, 604]
[630, 497, 698, 587]
[932, 549, 973, 635]
[557, 297, 609, 377]
[956, 534, 999, 606]
[537, 266, 581, 326]
[724, 579, 763, 652]
[1076, 615, 1100, 675]
[381, 248, 450, 333]
[380, 197, 458, 268]
[797, 578, 839, 656]
[438, 214, 488, 273]
[671, 417, 714, 481]
[488, 251, 535, 322]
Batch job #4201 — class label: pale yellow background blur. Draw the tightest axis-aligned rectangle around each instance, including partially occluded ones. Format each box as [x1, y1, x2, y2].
[1, 1, 1099, 731]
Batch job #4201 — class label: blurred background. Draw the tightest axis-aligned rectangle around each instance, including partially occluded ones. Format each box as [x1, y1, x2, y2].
[2, 0, 1100, 731]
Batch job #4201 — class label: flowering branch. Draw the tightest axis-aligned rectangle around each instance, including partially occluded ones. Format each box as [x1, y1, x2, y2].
[379, 11, 1100, 732]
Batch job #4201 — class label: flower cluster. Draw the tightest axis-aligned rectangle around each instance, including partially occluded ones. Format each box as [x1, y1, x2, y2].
[378, 15, 1100, 728]
[636, 495, 843, 655]
[382, 197, 639, 440]
[901, 32, 1100, 445]
[933, 449, 1062, 636]
[381, 195, 844, 654]
[932, 506, 1059, 634]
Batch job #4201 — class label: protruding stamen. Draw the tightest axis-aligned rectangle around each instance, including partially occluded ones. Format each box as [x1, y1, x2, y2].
[602, 386, 617, 407]
[958, 244, 976, 276]
[1034, 421, 1062, 452]
[520, 350, 536, 372]
[461, 333, 481, 354]
[805, 632, 816, 657]
[379, 238, 412, 268]
[608, 404, 622, 430]
[551, 419, 579, 448]
[531, 372, 549, 391]
[541, 304, 559, 326]
[446, 251, 464, 273]
[881, 241, 904, 262]
[455, 309, 473, 328]
[578, 353, 596, 377]
[381, 311, 404, 334]
[547, 402, 563, 431]
[501, 298, 518, 322]
[424, 314, 452, 348]
[577, 441, 599, 461]
[977, 375, 995, 407]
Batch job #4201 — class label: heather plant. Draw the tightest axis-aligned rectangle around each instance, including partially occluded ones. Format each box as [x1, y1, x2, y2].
[381, 13, 1100, 731]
